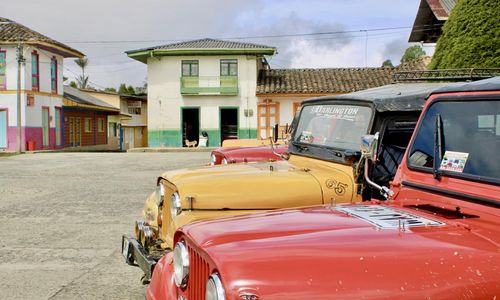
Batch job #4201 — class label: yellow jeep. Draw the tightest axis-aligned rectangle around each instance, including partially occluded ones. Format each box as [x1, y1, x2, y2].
[122, 82, 450, 281]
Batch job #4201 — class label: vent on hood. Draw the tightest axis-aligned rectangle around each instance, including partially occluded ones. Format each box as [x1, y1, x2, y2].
[335, 205, 444, 229]
[405, 204, 479, 219]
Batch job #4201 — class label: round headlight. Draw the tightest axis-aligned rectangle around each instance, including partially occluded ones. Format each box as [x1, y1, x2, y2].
[221, 158, 228, 165]
[170, 192, 182, 219]
[173, 241, 190, 287]
[210, 154, 216, 165]
[206, 273, 225, 300]
[155, 184, 165, 206]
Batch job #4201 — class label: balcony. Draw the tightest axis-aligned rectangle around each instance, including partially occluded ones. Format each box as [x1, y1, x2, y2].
[180, 76, 238, 95]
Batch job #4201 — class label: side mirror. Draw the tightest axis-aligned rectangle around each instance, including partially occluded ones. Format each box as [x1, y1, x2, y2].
[361, 132, 379, 162]
[360, 132, 394, 199]
[273, 124, 279, 143]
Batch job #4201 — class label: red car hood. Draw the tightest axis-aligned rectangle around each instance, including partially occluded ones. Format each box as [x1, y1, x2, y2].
[183, 204, 500, 299]
[223, 145, 287, 162]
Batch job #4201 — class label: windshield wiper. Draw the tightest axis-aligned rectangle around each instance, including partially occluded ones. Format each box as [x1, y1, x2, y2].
[292, 141, 309, 152]
[343, 150, 361, 163]
[433, 114, 445, 180]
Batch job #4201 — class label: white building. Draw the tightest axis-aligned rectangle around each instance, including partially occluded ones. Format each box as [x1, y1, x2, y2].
[127, 38, 276, 147]
[0, 17, 84, 151]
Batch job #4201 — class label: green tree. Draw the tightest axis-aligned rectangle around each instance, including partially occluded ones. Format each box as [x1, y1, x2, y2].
[429, 0, 500, 69]
[104, 87, 117, 93]
[127, 85, 136, 95]
[118, 83, 128, 95]
[74, 57, 89, 89]
[400, 45, 426, 64]
[381, 59, 394, 67]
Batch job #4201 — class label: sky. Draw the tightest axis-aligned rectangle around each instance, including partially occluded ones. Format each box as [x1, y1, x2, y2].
[0, 0, 434, 90]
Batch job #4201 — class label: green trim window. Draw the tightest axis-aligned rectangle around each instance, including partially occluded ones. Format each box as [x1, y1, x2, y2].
[220, 59, 237, 76]
[50, 57, 57, 93]
[0, 50, 6, 90]
[31, 51, 40, 91]
[182, 60, 199, 76]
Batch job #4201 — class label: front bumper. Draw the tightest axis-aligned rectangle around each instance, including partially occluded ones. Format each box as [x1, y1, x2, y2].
[122, 234, 162, 281]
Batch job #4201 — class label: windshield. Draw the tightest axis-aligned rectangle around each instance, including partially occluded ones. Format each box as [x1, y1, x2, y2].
[294, 104, 372, 150]
[408, 99, 500, 181]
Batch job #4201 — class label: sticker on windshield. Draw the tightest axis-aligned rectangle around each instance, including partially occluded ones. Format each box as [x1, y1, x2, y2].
[299, 131, 314, 143]
[439, 151, 469, 173]
[310, 106, 359, 121]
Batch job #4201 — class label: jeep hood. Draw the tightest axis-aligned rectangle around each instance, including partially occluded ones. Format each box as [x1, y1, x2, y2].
[183, 204, 500, 299]
[160, 161, 324, 209]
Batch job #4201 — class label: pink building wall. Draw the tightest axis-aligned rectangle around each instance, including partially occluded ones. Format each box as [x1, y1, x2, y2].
[5, 127, 59, 151]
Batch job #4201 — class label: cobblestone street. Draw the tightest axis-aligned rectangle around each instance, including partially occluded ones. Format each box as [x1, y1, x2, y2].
[0, 152, 209, 299]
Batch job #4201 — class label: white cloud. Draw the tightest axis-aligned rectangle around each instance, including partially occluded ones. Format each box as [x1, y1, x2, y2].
[273, 36, 395, 69]
[0, 0, 422, 87]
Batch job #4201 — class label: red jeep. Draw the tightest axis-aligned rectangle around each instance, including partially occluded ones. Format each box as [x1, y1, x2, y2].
[147, 77, 500, 299]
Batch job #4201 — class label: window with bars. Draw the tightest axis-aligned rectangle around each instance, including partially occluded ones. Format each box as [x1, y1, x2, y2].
[182, 60, 199, 76]
[51, 57, 57, 93]
[97, 118, 105, 132]
[31, 52, 39, 91]
[0, 50, 6, 90]
[84, 118, 93, 133]
[220, 59, 237, 76]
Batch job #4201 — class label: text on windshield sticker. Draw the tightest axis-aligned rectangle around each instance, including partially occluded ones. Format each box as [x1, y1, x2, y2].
[310, 106, 359, 121]
[439, 151, 469, 173]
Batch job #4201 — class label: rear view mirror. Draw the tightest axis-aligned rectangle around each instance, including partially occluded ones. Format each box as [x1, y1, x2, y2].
[361, 132, 379, 162]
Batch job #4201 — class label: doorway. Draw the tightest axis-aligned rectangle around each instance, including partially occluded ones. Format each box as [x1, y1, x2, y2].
[0, 110, 7, 148]
[42, 107, 50, 147]
[257, 100, 280, 139]
[68, 117, 81, 147]
[220, 108, 238, 144]
[55, 108, 61, 146]
[182, 108, 199, 147]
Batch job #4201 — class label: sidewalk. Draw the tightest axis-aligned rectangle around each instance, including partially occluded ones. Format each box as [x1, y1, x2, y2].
[127, 147, 216, 153]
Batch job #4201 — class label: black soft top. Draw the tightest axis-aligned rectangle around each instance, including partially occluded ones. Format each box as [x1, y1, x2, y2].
[303, 82, 459, 112]
[433, 76, 500, 94]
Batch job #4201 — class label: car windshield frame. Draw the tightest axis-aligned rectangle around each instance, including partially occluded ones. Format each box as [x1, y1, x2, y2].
[289, 101, 375, 164]
[407, 95, 500, 186]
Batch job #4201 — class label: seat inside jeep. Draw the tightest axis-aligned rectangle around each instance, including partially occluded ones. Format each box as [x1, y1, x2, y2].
[369, 118, 417, 199]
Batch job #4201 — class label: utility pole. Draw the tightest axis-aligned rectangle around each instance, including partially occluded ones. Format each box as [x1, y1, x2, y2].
[16, 43, 25, 153]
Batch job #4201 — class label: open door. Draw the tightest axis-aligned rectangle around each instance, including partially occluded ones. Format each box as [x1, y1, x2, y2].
[220, 108, 238, 144]
[182, 108, 200, 147]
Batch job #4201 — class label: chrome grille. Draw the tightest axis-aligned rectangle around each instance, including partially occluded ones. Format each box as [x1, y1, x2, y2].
[187, 245, 210, 300]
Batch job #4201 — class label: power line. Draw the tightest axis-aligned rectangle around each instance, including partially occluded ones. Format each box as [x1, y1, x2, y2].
[62, 24, 441, 45]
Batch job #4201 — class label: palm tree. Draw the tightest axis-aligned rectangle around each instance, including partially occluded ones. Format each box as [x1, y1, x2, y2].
[74, 57, 89, 89]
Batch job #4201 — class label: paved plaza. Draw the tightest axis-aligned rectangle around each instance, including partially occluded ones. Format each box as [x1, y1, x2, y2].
[0, 152, 209, 299]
